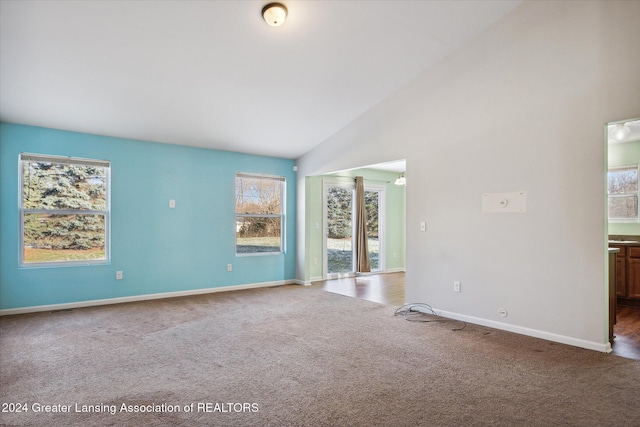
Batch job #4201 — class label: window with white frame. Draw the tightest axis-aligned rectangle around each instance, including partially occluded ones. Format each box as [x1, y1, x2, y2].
[20, 153, 110, 266]
[608, 165, 639, 222]
[235, 173, 285, 255]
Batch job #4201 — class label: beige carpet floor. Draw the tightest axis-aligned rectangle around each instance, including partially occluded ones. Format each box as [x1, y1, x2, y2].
[1, 284, 639, 426]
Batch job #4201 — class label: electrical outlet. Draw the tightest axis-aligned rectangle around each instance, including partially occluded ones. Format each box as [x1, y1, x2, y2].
[116, 271, 123, 280]
[169, 199, 176, 208]
[453, 281, 461, 292]
[227, 264, 232, 272]
[313, 258, 318, 265]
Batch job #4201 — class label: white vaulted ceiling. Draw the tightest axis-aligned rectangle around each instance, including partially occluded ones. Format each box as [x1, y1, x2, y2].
[0, 1, 521, 159]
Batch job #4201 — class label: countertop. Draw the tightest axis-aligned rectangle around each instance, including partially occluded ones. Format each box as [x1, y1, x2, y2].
[608, 236, 640, 246]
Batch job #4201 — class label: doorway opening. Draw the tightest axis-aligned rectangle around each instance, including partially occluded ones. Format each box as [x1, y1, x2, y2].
[606, 118, 640, 360]
[307, 159, 405, 302]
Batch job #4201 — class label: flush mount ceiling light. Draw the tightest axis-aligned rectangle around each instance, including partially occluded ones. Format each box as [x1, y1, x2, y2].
[394, 173, 406, 186]
[610, 123, 631, 142]
[262, 3, 287, 27]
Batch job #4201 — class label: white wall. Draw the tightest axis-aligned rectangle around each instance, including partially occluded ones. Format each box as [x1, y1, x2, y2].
[296, 1, 640, 351]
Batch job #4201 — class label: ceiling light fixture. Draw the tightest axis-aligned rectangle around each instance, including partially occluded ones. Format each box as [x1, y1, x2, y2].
[262, 3, 287, 27]
[394, 173, 406, 186]
[610, 123, 631, 142]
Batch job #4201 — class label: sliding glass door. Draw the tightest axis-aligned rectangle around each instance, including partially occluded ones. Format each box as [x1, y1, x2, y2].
[323, 181, 384, 278]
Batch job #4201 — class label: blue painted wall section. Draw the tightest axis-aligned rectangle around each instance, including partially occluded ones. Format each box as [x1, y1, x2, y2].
[0, 123, 297, 310]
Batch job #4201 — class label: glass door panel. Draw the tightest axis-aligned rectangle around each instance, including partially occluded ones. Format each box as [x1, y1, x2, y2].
[326, 185, 353, 275]
[365, 189, 380, 271]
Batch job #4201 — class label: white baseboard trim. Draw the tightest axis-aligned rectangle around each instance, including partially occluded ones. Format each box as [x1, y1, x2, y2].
[384, 268, 406, 273]
[0, 280, 296, 316]
[311, 270, 405, 283]
[431, 308, 612, 353]
[291, 271, 402, 285]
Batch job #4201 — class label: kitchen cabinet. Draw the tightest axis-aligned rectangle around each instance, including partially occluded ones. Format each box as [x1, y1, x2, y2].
[608, 248, 619, 343]
[615, 246, 627, 296]
[609, 239, 640, 307]
[628, 247, 640, 299]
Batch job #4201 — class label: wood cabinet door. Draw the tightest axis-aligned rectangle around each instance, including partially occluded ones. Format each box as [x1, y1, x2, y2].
[627, 258, 640, 299]
[616, 257, 627, 297]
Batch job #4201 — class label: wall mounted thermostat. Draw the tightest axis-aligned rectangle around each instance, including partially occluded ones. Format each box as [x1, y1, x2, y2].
[482, 191, 526, 213]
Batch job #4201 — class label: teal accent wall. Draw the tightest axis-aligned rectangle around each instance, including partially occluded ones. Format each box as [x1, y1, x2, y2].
[608, 139, 640, 236]
[306, 168, 405, 279]
[0, 123, 296, 310]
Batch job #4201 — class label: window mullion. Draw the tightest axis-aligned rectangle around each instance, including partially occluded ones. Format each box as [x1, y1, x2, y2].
[23, 209, 108, 215]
